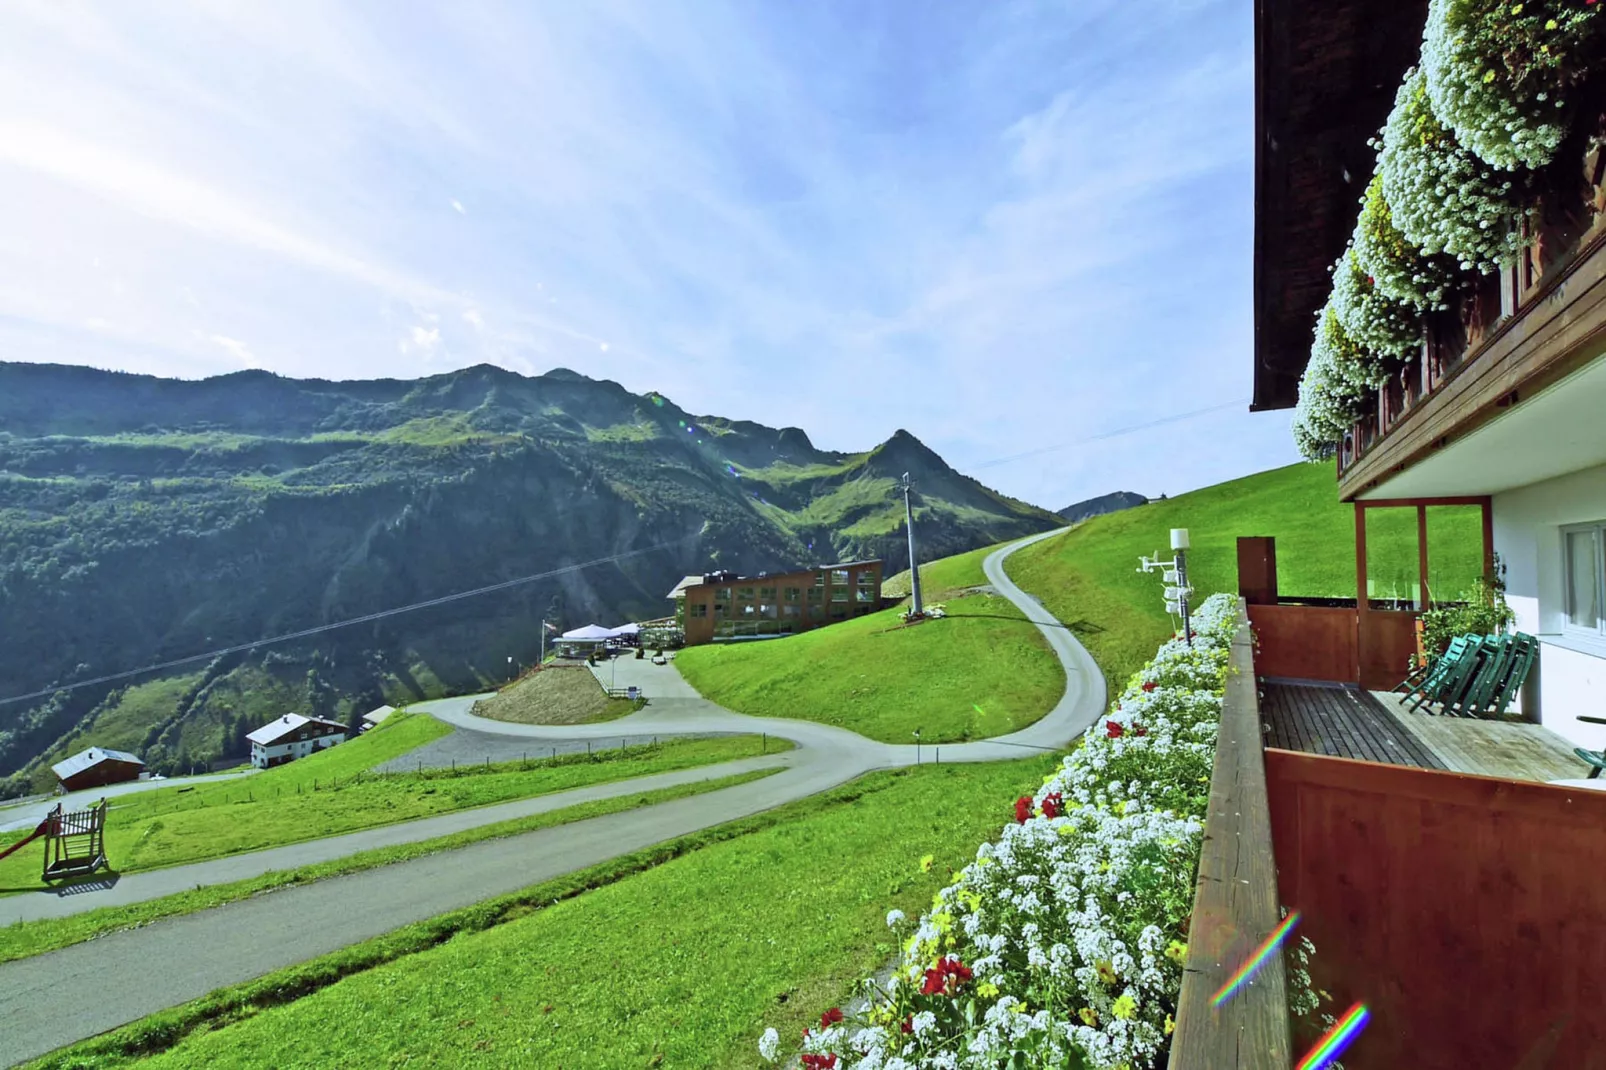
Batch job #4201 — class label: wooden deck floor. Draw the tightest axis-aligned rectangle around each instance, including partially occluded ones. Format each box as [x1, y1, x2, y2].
[1368, 690, 1588, 782]
[1260, 679, 1446, 769]
[1259, 678, 1591, 783]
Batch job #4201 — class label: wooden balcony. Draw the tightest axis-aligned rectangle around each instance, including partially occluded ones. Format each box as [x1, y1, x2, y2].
[1170, 601, 1606, 1069]
[1336, 132, 1606, 500]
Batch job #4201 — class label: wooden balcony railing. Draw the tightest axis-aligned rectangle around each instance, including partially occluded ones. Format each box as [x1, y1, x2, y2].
[1336, 128, 1606, 480]
[1168, 605, 1292, 1069]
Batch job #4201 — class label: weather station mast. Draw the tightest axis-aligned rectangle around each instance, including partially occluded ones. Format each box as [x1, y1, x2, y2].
[897, 472, 924, 619]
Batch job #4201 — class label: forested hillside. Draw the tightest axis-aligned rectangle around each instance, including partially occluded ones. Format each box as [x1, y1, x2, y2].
[0, 362, 1058, 792]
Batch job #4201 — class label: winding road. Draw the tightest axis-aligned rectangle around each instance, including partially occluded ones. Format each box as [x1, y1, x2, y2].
[0, 528, 1103, 1067]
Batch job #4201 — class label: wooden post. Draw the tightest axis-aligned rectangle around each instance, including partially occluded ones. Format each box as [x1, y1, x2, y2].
[1481, 496, 1496, 578]
[1418, 505, 1430, 610]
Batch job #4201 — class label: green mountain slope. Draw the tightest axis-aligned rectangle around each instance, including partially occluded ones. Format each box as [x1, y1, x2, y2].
[0, 362, 1059, 789]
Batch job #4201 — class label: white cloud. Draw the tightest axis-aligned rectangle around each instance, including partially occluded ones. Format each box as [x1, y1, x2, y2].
[410, 324, 441, 350]
[462, 308, 483, 329]
[451, 198, 466, 215]
[599, 341, 608, 352]
[208, 333, 260, 366]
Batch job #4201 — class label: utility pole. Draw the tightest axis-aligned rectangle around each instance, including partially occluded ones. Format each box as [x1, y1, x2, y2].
[897, 472, 924, 617]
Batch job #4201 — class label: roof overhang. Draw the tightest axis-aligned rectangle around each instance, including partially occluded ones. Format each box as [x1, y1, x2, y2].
[1252, 0, 1429, 412]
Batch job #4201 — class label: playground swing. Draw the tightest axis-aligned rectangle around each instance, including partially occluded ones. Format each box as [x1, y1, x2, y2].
[0, 798, 110, 882]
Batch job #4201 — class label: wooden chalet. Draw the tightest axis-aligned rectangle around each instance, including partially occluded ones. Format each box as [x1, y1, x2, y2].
[1169, 3, 1606, 1068]
[50, 747, 145, 792]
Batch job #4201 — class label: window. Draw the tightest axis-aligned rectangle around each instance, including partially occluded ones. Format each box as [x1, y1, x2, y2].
[737, 587, 755, 601]
[805, 587, 822, 603]
[814, 574, 826, 587]
[856, 588, 874, 603]
[831, 569, 850, 584]
[784, 587, 800, 601]
[714, 604, 728, 620]
[761, 603, 778, 619]
[857, 571, 876, 587]
[1565, 523, 1605, 634]
[690, 603, 709, 618]
[760, 586, 776, 600]
[783, 604, 800, 618]
[716, 587, 731, 602]
[832, 586, 849, 602]
[808, 604, 825, 619]
[830, 606, 847, 619]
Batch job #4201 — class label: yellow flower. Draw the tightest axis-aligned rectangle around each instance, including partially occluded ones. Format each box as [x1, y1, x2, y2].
[1164, 1014, 1176, 1036]
[1483, 69, 1498, 83]
[1011, 1002, 1028, 1016]
[977, 981, 1000, 999]
[1095, 961, 1118, 985]
[931, 910, 953, 934]
[1165, 940, 1188, 964]
[1546, 17, 1558, 29]
[1510, 3, 1522, 13]
[920, 854, 935, 873]
[1078, 1007, 1098, 1026]
[1112, 995, 1137, 1020]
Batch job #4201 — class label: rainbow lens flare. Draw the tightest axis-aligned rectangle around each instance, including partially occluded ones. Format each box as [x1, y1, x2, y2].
[1211, 911, 1300, 1007]
[1295, 1003, 1369, 1070]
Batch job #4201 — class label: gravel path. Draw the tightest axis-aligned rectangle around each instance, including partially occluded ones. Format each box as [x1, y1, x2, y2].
[0, 528, 1101, 1067]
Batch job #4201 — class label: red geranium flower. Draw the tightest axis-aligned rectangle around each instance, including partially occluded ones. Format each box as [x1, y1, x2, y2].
[1106, 720, 1125, 739]
[920, 957, 974, 997]
[1041, 792, 1064, 819]
[901, 1016, 914, 1034]
[802, 1055, 839, 1069]
[1134, 725, 1148, 737]
[1014, 795, 1033, 823]
[820, 1007, 843, 1029]
[1141, 681, 1157, 693]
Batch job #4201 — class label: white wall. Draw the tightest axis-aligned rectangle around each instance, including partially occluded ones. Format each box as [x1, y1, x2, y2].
[1493, 462, 1606, 751]
[250, 732, 345, 768]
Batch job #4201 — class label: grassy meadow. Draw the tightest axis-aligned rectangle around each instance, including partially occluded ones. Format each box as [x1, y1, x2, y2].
[676, 592, 1064, 743]
[0, 717, 775, 891]
[472, 664, 642, 725]
[1006, 461, 1485, 692]
[40, 758, 1058, 1070]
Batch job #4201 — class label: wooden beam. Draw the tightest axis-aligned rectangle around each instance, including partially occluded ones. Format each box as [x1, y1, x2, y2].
[1355, 496, 1494, 508]
[1169, 605, 1292, 1069]
[1482, 495, 1496, 579]
[1355, 502, 1369, 616]
[1418, 504, 1430, 609]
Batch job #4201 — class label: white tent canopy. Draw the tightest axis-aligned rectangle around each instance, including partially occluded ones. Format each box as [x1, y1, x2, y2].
[609, 622, 640, 636]
[560, 624, 615, 641]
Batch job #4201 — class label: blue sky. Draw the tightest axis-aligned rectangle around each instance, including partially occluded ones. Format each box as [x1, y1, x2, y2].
[0, 0, 1297, 510]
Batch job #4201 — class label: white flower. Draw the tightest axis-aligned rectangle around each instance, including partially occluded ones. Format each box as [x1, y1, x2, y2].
[910, 1011, 937, 1038]
[758, 1027, 779, 1063]
[885, 909, 905, 929]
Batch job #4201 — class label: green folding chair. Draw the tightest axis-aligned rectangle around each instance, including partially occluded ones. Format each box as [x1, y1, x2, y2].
[1400, 635, 1475, 710]
[1455, 634, 1515, 717]
[1573, 715, 1606, 778]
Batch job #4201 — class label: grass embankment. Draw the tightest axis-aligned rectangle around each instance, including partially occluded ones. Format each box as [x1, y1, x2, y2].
[677, 591, 1063, 743]
[880, 537, 1011, 598]
[1006, 461, 1485, 693]
[472, 664, 641, 725]
[34, 758, 1057, 1070]
[0, 767, 779, 967]
[0, 718, 776, 892]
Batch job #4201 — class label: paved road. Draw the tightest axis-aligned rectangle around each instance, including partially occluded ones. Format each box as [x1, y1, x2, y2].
[0, 528, 1101, 1067]
[372, 723, 729, 773]
[0, 769, 259, 835]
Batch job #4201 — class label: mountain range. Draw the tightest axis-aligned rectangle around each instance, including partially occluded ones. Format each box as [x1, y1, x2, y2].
[0, 361, 1060, 791]
[1055, 491, 1149, 524]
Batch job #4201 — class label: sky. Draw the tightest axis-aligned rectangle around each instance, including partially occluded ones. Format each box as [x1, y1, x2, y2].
[0, 0, 1298, 510]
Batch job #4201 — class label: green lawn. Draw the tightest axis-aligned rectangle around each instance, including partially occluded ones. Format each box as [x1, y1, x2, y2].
[880, 537, 1016, 598]
[0, 768, 779, 967]
[0, 720, 777, 891]
[41, 758, 1057, 1070]
[1005, 461, 1486, 694]
[676, 593, 1064, 743]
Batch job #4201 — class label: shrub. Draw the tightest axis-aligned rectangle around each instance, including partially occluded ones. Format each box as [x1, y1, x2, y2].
[1421, 0, 1603, 171]
[1417, 553, 1517, 665]
[1378, 67, 1532, 273]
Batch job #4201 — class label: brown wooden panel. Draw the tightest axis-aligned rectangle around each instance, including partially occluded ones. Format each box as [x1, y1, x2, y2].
[1169, 607, 1291, 1070]
[1237, 537, 1280, 605]
[1357, 609, 1416, 690]
[1265, 748, 1606, 1069]
[1247, 604, 1357, 682]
